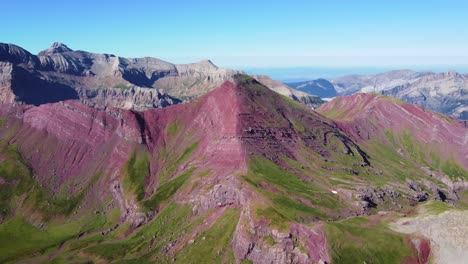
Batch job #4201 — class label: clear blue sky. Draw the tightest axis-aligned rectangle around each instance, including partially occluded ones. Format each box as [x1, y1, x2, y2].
[2, 0, 468, 69]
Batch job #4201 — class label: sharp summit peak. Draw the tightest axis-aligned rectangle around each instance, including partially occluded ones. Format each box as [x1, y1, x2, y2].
[38, 41, 73, 56]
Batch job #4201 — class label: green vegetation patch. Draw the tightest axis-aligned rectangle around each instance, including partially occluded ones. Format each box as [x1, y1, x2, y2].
[175, 208, 239, 264]
[256, 207, 289, 231]
[113, 83, 132, 90]
[159, 142, 199, 184]
[144, 167, 195, 210]
[248, 156, 322, 197]
[123, 151, 150, 201]
[268, 194, 326, 222]
[424, 201, 454, 215]
[0, 144, 33, 218]
[245, 156, 332, 227]
[83, 203, 203, 263]
[0, 215, 107, 263]
[441, 158, 468, 181]
[325, 217, 413, 264]
[166, 119, 184, 136]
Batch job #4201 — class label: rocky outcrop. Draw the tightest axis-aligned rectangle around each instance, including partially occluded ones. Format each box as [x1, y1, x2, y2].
[0, 62, 15, 103]
[77, 86, 181, 111]
[232, 205, 312, 264]
[110, 181, 152, 227]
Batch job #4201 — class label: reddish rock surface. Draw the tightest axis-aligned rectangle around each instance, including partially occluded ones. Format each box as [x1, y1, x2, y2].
[1, 79, 456, 263]
[318, 93, 468, 169]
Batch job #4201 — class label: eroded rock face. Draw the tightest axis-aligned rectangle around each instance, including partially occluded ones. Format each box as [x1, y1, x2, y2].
[110, 181, 152, 227]
[78, 86, 181, 111]
[0, 62, 15, 103]
[232, 203, 329, 264]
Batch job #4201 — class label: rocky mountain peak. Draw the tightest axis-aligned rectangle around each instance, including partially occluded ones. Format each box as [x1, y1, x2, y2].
[193, 59, 219, 70]
[38, 42, 73, 56]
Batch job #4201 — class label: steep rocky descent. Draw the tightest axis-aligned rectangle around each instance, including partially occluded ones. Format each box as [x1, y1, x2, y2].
[328, 70, 468, 119]
[252, 74, 324, 108]
[286, 78, 338, 99]
[0, 76, 461, 263]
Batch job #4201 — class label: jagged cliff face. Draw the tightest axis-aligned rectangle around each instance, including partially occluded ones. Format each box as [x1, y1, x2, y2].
[0, 76, 466, 263]
[329, 70, 468, 119]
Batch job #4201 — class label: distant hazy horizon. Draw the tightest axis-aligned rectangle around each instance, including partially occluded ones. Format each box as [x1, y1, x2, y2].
[238, 65, 468, 82]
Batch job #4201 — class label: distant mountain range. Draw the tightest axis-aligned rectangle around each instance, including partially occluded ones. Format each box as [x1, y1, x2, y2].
[287, 69, 468, 119]
[286, 78, 338, 99]
[0, 42, 322, 110]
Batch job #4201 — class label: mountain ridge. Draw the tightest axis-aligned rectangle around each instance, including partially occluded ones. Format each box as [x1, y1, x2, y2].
[0, 42, 324, 111]
[0, 76, 466, 263]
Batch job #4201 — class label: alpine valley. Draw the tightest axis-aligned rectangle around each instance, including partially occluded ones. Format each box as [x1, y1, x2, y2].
[0, 43, 467, 264]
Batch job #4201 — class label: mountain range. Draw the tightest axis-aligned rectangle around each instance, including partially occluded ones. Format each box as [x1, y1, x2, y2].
[287, 70, 468, 119]
[0, 43, 467, 264]
[0, 42, 322, 111]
